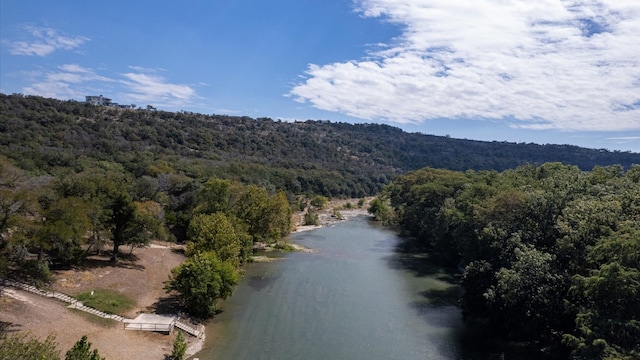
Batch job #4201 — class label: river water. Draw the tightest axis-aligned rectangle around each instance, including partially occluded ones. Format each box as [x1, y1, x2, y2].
[195, 216, 464, 360]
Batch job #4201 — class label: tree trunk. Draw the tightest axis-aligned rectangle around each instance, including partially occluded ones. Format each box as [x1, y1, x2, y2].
[111, 241, 119, 262]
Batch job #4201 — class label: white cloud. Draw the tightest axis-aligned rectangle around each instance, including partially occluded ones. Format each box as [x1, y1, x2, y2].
[289, 0, 640, 131]
[7, 26, 89, 56]
[23, 64, 114, 99]
[20, 64, 197, 108]
[120, 73, 197, 107]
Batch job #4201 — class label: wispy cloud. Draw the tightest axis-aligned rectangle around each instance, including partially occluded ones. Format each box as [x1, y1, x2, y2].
[608, 136, 640, 141]
[22, 64, 113, 99]
[120, 73, 197, 107]
[6, 25, 89, 56]
[289, 0, 640, 131]
[127, 65, 167, 73]
[19, 64, 197, 108]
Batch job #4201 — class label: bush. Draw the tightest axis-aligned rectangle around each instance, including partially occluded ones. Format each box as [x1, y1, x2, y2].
[19, 260, 54, 287]
[303, 211, 319, 226]
[310, 195, 328, 209]
[65, 335, 104, 360]
[170, 331, 187, 360]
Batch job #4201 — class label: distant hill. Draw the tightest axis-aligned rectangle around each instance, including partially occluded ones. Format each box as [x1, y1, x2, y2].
[1, 93, 638, 197]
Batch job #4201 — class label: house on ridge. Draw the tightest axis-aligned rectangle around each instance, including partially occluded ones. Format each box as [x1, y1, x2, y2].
[85, 95, 113, 106]
[85, 95, 135, 109]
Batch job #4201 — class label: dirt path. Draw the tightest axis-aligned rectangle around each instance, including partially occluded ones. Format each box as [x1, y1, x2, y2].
[0, 242, 201, 359]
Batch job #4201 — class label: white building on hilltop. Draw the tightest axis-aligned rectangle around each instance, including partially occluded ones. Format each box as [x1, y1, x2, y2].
[85, 95, 113, 106]
[85, 95, 135, 109]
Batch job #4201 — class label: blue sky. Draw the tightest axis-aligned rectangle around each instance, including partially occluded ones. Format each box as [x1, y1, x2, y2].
[2, 0, 639, 152]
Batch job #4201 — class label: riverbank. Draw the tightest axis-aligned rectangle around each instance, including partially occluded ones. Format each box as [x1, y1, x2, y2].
[0, 198, 372, 359]
[292, 197, 373, 233]
[249, 198, 372, 260]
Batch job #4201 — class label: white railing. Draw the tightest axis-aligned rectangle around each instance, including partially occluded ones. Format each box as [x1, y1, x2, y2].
[1, 279, 201, 337]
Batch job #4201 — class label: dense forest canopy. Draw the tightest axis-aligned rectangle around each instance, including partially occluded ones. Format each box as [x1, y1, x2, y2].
[1, 93, 639, 198]
[381, 163, 640, 359]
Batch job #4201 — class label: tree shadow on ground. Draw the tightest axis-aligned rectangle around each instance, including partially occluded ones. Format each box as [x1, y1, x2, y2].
[171, 247, 185, 255]
[149, 295, 182, 315]
[78, 252, 145, 271]
[0, 320, 21, 334]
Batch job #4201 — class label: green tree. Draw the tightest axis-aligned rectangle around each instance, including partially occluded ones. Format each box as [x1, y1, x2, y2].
[65, 335, 105, 360]
[264, 190, 292, 241]
[0, 188, 34, 241]
[367, 196, 391, 223]
[170, 331, 187, 360]
[186, 212, 240, 266]
[0, 333, 60, 360]
[108, 193, 167, 261]
[233, 185, 291, 243]
[485, 245, 568, 345]
[0, 157, 36, 254]
[556, 197, 622, 273]
[563, 224, 640, 359]
[234, 185, 269, 242]
[198, 178, 234, 214]
[50, 171, 154, 262]
[165, 251, 239, 318]
[37, 197, 94, 264]
[310, 195, 328, 209]
[564, 262, 640, 359]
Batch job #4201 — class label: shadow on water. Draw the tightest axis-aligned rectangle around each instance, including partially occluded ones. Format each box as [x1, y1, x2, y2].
[246, 274, 280, 292]
[387, 236, 488, 359]
[384, 235, 459, 282]
[417, 286, 464, 307]
[388, 237, 538, 360]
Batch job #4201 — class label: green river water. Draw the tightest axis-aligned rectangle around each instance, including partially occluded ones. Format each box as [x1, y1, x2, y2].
[194, 216, 465, 360]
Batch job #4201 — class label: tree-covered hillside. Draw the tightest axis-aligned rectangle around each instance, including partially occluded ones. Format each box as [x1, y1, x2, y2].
[1, 93, 639, 198]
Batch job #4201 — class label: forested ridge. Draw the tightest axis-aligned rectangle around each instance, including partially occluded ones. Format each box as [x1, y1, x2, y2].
[1, 93, 639, 198]
[379, 163, 640, 359]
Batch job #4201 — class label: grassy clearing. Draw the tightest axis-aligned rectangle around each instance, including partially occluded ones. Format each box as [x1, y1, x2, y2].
[75, 289, 134, 315]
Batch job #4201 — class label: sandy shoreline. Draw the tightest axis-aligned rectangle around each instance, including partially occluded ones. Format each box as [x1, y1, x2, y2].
[293, 207, 371, 233]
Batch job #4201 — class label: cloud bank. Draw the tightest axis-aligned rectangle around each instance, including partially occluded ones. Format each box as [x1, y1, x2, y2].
[289, 0, 640, 131]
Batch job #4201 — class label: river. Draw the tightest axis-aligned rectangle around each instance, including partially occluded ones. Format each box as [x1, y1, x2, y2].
[194, 216, 464, 360]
